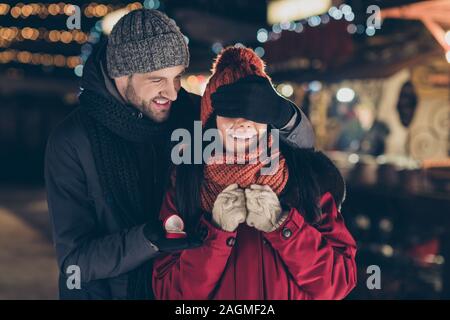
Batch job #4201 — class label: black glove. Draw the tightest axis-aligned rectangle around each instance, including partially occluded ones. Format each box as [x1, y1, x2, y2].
[211, 75, 296, 128]
[143, 221, 203, 253]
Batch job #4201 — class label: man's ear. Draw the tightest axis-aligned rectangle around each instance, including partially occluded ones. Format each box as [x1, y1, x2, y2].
[113, 75, 129, 100]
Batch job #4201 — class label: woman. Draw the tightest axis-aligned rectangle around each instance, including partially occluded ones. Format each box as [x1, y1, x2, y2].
[152, 47, 357, 300]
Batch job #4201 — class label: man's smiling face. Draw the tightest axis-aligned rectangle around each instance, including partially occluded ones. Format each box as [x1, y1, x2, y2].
[114, 65, 185, 123]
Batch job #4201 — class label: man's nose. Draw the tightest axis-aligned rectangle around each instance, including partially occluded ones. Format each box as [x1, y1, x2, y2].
[161, 82, 178, 101]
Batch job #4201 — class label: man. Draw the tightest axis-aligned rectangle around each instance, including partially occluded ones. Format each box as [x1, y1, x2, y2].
[45, 9, 314, 300]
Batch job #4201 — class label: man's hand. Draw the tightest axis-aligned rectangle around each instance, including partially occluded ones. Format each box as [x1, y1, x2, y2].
[212, 183, 247, 232]
[211, 75, 295, 128]
[143, 222, 203, 253]
[245, 184, 287, 233]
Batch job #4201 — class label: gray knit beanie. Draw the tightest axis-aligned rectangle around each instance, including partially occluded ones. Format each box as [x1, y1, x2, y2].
[106, 9, 190, 78]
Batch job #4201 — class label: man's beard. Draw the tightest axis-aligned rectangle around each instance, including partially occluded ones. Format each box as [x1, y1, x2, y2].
[124, 79, 171, 123]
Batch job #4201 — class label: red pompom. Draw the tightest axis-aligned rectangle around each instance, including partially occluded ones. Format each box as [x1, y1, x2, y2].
[212, 46, 266, 75]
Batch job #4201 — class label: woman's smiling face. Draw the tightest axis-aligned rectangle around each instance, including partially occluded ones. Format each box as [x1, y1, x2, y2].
[216, 116, 267, 154]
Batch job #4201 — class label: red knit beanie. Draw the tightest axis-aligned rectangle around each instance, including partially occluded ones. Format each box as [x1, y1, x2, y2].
[200, 46, 270, 125]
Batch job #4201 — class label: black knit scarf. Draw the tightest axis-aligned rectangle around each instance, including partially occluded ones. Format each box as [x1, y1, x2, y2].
[79, 88, 172, 299]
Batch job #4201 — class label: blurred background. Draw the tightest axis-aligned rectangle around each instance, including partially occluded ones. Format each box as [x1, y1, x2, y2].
[0, 0, 449, 299]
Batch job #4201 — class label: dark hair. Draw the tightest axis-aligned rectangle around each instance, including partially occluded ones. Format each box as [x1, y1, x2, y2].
[175, 114, 323, 234]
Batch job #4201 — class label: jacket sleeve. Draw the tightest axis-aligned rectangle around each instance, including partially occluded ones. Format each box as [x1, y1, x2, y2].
[264, 192, 357, 300]
[152, 187, 235, 300]
[45, 127, 158, 283]
[278, 103, 315, 149]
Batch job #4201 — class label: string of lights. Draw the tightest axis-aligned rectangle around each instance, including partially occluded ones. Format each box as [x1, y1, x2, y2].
[212, 4, 376, 57]
[0, 2, 144, 72]
[0, 2, 144, 19]
[0, 49, 81, 68]
[0, 26, 89, 47]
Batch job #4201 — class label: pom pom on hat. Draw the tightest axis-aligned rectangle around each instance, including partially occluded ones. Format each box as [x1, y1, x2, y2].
[212, 46, 266, 74]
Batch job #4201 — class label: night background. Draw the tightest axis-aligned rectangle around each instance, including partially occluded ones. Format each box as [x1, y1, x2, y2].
[0, 0, 449, 299]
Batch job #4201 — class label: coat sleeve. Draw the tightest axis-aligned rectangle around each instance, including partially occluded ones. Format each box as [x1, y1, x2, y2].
[152, 187, 235, 300]
[264, 192, 357, 300]
[45, 127, 158, 283]
[278, 103, 315, 149]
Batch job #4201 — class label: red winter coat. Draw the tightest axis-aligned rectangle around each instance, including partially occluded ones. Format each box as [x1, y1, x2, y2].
[152, 187, 357, 300]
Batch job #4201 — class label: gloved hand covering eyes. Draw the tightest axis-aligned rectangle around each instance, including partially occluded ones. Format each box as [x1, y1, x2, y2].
[211, 75, 296, 128]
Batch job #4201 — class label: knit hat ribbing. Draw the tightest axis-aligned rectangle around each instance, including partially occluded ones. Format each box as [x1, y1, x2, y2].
[106, 9, 189, 78]
[200, 47, 269, 125]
